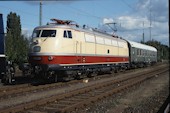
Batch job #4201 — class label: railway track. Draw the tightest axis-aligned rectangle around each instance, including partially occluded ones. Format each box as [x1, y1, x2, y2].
[0, 79, 80, 100]
[0, 65, 148, 100]
[0, 64, 168, 113]
[0, 71, 123, 100]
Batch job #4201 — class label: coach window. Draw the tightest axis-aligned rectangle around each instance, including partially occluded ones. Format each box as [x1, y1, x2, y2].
[137, 49, 140, 56]
[140, 49, 142, 56]
[145, 51, 147, 56]
[63, 30, 72, 39]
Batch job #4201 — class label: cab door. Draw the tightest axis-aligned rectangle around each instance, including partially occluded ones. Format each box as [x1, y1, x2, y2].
[74, 31, 86, 64]
[75, 41, 82, 63]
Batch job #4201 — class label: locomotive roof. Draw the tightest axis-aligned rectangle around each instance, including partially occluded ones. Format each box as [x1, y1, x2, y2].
[127, 40, 157, 52]
[34, 24, 126, 41]
[34, 24, 105, 34]
[34, 24, 71, 29]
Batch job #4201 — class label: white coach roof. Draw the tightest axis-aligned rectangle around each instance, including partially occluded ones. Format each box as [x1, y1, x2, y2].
[127, 40, 157, 52]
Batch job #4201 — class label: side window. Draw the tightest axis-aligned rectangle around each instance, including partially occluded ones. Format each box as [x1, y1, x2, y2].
[63, 30, 72, 39]
[137, 49, 139, 55]
[64, 31, 67, 38]
[68, 31, 72, 38]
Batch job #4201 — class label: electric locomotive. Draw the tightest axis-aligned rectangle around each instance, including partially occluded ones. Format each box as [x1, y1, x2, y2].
[28, 18, 157, 82]
[28, 19, 130, 82]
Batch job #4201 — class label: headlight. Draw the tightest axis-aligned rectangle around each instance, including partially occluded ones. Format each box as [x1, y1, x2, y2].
[48, 56, 54, 61]
[33, 46, 41, 52]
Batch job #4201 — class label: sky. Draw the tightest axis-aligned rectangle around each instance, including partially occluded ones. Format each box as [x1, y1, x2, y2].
[0, 0, 169, 46]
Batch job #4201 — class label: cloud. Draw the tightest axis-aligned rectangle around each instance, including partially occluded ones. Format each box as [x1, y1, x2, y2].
[103, 18, 114, 24]
[135, 0, 168, 22]
[117, 16, 148, 30]
[100, 0, 168, 46]
[101, 16, 150, 33]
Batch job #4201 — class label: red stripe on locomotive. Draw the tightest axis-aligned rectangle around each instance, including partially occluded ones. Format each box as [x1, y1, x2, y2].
[29, 55, 129, 65]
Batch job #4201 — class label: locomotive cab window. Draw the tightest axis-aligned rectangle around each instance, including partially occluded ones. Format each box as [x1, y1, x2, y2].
[41, 30, 56, 37]
[63, 30, 72, 39]
[32, 30, 56, 38]
[32, 30, 41, 38]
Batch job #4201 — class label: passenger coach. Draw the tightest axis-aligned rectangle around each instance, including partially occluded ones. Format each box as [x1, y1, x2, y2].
[127, 40, 157, 67]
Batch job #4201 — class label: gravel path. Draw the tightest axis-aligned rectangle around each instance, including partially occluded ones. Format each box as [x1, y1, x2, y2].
[76, 68, 169, 113]
[122, 72, 169, 113]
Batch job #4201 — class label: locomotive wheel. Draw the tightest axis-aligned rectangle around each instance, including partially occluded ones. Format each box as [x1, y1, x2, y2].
[89, 72, 98, 77]
[78, 74, 87, 79]
[53, 74, 58, 83]
[110, 69, 115, 75]
[1, 76, 11, 85]
[2, 66, 15, 85]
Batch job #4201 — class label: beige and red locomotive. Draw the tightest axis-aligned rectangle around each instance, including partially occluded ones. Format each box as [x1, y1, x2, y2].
[28, 19, 129, 81]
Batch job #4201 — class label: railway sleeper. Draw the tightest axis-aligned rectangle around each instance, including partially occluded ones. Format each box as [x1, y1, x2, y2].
[56, 100, 76, 105]
[67, 97, 88, 102]
[72, 95, 91, 99]
[34, 105, 65, 112]
[47, 104, 67, 108]
[42, 106, 60, 113]
[28, 110, 47, 113]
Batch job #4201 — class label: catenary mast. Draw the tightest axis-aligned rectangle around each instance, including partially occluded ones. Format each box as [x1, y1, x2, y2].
[39, 1, 42, 26]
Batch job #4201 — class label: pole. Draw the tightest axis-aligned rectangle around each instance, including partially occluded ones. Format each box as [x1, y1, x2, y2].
[149, 0, 152, 41]
[39, 1, 42, 26]
[143, 21, 145, 43]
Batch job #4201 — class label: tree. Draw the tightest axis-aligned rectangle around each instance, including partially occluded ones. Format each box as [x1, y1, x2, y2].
[144, 40, 169, 61]
[5, 12, 29, 64]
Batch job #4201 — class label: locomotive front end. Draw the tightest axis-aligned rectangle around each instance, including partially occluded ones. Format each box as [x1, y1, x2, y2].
[28, 25, 61, 79]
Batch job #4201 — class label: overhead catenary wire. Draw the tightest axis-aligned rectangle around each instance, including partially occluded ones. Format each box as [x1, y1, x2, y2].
[120, 0, 136, 11]
[0, 1, 121, 27]
[68, 5, 102, 20]
[0, 1, 153, 37]
[0, 4, 51, 26]
[0, 2, 104, 27]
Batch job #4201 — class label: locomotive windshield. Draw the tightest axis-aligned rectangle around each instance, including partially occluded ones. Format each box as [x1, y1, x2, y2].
[41, 30, 56, 37]
[32, 30, 41, 38]
[32, 29, 56, 38]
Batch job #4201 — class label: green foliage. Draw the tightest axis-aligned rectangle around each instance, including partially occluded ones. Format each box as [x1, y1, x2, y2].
[144, 40, 169, 61]
[5, 12, 29, 64]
